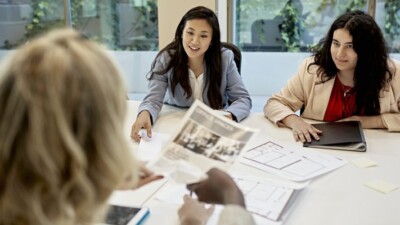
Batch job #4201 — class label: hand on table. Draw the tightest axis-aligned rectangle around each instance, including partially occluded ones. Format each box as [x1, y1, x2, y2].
[136, 164, 164, 188]
[178, 195, 215, 225]
[131, 110, 152, 142]
[282, 114, 322, 143]
[225, 113, 233, 120]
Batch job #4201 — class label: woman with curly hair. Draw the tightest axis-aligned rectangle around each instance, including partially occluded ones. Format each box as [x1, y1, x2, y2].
[264, 10, 400, 142]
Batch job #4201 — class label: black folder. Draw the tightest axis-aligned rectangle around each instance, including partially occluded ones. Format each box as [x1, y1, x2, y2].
[303, 121, 366, 152]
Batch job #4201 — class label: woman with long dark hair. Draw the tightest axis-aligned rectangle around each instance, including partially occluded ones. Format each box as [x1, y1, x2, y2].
[131, 6, 251, 142]
[264, 10, 400, 142]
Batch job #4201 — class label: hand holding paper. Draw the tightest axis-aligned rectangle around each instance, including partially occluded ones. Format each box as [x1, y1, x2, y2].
[187, 168, 246, 207]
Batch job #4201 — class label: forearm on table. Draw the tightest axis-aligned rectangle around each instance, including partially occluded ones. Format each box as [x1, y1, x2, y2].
[280, 114, 301, 128]
[360, 115, 385, 129]
[226, 99, 251, 122]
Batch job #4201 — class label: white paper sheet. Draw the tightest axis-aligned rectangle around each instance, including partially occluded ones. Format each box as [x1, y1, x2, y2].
[136, 131, 170, 161]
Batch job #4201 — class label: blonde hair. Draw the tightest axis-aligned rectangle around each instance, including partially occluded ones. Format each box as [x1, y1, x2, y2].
[0, 29, 137, 225]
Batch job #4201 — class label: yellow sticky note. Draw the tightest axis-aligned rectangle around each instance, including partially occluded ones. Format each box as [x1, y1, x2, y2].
[351, 157, 378, 168]
[365, 179, 398, 194]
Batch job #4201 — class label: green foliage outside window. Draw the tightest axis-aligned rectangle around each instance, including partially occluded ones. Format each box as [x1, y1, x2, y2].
[280, 0, 381, 53]
[24, 0, 64, 40]
[345, 0, 366, 12]
[121, 0, 158, 51]
[19, 0, 158, 50]
[22, 0, 121, 49]
[316, 0, 366, 14]
[384, 0, 400, 53]
[278, 0, 304, 52]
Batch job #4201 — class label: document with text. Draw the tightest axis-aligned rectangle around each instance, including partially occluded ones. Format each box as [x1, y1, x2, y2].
[149, 100, 258, 184]
[240, 141, 347, 182]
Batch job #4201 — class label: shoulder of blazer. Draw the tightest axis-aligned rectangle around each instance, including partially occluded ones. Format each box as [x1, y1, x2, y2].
[385, 58, 400, 92]
[153, 50, 176, 75]
[388, 58, 400, 76]
[221, 47, 234, 61]
[157, 50, 174, 64]
[301, 56, 332, 84]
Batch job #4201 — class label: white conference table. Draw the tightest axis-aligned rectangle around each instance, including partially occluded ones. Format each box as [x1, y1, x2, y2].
[116, 100, 400, 225]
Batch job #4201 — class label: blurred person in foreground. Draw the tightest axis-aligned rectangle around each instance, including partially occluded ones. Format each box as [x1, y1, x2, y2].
[0, 28, 162, 225]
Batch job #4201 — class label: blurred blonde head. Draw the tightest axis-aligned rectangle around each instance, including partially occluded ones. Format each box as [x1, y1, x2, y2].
[0, 29, 137, 225]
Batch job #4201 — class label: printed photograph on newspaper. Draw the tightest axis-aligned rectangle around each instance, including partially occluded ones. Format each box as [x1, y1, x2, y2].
[148, 100, 258, 184]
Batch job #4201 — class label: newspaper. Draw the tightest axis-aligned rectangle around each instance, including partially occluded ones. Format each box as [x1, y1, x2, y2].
[148, 100, 258, 184]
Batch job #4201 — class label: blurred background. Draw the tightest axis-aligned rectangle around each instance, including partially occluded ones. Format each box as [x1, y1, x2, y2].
[0, 0, 399, 111]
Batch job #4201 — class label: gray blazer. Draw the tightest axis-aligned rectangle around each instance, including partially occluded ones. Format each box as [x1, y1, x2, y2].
[138, 48, 252, 122]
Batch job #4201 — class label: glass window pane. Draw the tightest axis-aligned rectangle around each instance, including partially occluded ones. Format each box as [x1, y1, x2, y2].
[235, 0, 368, 52]
[376, 0, 400, 53]
[72, 0, 158, 51]
[0, 0, 65, 49]
[0, 0, 159, 51]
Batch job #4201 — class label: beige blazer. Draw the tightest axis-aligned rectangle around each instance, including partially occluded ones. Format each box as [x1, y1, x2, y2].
[264, 57, 400, 132]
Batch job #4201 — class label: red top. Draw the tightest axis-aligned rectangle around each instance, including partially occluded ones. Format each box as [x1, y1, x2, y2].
[323, 77, 357, 121]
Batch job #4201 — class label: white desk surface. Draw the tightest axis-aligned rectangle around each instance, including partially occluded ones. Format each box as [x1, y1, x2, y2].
[116, 100, 400, 225]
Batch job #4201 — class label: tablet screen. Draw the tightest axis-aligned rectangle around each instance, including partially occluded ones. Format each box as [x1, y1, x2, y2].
[105, 205, 147, 225]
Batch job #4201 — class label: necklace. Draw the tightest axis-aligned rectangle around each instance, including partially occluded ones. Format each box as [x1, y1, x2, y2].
[336, 74, 354, 98]
[342, 84, 352, 98]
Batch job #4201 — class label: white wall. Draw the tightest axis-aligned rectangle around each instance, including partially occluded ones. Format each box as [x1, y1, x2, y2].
[110, 51, 311, 96]
[1, 50, 400, 97]
[157, 0, 216, 50]
[241, 52, 309, 95]
[110, 51, 157, 93]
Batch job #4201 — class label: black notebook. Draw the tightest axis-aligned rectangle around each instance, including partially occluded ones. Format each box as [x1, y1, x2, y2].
[303, 121, 366, 152]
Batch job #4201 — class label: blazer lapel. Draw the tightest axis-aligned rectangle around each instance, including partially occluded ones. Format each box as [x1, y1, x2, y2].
[304, 77, 335, 120]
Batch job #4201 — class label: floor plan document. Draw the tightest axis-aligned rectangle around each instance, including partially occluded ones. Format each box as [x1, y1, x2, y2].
[240, 141, 347, 182]
[233, 175, 305, 222]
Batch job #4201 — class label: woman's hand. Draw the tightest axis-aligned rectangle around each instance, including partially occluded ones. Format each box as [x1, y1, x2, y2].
[118, 163, 163, 190]
[131, 110, 152, 142]
[225, 112, 233, 120]
[187, 168, 245, 207]
[282, 115, 322, 143]
[178, 195, 215, 225]
[136, 165, 164, 188]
